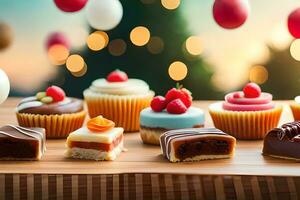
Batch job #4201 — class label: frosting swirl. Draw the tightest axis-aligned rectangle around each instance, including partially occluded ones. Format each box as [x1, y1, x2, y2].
[222, 92, 275, 111]
[87, 116, 115, 132]
[88, 78, 150, 95]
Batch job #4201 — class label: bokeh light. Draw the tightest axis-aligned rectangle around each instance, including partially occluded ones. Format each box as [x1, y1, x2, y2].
[66, 54, 85, 73]
[161, 0, 180, 10]
[185, 36, 203, 56]
[71, 63, 87, 77]
[146, 36, 164, 54]
[86, 31, 109, 51]
[47, 44, 70, 66]
[168, 61, 188, 81]
[108, 39, 127, 56]
[290, 39, 300, 61]
[130, 26, 150, 46]
[249, 65, 268, 84]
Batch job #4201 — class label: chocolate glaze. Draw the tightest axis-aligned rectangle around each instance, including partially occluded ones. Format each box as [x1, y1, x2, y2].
[263, 121, 300, 160]
[0, 125, 45, 160]
[17, 97, 84, 115]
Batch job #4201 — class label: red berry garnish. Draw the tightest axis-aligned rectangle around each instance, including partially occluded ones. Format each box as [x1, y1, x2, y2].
[233, 92, 243, 98]
[150, 96, 167, 112]
[166, 99, 187, 114]
[165, 88, 192, 108]
[46, 86, 65, 102]
[243, 83, 261, 98]
[106, 70, 128, 82]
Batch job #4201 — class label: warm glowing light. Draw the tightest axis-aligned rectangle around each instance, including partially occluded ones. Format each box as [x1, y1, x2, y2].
[47, 44, 70, 66]
[168, 61, 188, 81]
[146, 36, 164, 54]
[108, 39, 127, 56]
[86, 31, 109, 51]
[130, 26, 150, 46]
[71, 63, 87, 77]
[290, 39, 300, 61]
[66, 54, 85, 73]
[161, 0, 180, 10]
[249, 65, 268, 84]
[185, 36, 203, 56]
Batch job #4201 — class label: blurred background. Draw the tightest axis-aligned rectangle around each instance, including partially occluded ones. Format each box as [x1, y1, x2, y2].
[0, 0, 300, 99]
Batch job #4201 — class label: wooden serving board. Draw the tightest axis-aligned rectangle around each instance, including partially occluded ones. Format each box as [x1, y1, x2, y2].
[0, 98, 299, 176]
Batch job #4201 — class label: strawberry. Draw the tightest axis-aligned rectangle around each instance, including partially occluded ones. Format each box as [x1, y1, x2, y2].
[46, 86, 65, 102]
[166, 99, 187, 114]
[165, 87, 192, 108]
[243, 82, 261, 98]
[106, 69, 128, 82]
[150, 96, 167, 112]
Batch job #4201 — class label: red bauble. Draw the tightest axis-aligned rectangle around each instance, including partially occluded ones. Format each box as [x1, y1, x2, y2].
[288, 8, 300, 38]
[213, 0, 249, 29]
[54, 0, 88, 13]
[46, 32, 70, 50]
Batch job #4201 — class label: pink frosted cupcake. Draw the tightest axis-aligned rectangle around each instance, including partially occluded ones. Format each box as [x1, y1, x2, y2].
[209, 83, 282, 140]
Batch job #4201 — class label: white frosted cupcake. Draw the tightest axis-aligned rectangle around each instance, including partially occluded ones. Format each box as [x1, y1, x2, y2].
[83, 70, 154, 132]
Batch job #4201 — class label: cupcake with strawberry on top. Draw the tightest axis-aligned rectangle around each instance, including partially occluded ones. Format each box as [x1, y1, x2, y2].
[209, 83, 282, 140]
[16, 86, 86, 138]
[140, 85, 205, 145]
[84, 69, 154, 132]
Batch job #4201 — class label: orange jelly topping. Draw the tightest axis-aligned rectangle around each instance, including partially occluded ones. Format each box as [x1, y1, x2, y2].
[87, 116, 115, 133]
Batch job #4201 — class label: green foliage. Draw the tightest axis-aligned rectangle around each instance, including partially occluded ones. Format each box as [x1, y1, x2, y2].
[261, 45, 300, 99]
[61, 0, 220, 99]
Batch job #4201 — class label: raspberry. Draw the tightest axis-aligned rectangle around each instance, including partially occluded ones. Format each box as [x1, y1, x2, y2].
[233, 92, 243, 98]
[46, 86, 65, 102]
[243, 83, 261, 98]
[166, 99, 187, 114]
[150, 96, 166, 112]
[106, 70, 128, 82]
[165, 88, 192, 108]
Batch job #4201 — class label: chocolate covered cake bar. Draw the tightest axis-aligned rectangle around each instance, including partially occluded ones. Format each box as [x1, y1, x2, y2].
[263, 121, 300, 160]
[0, 125, 45, 160]
[160, 128, 236, 162]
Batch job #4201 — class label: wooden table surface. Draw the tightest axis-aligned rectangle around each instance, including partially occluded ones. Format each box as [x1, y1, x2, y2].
[0, 98, 298, 176]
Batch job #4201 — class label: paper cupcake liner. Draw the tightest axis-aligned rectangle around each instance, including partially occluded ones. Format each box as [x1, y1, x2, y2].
[84, 92, 154, 132]
[290, 103, 300, 121]
[209, 104, 283, 140]
[16, 111, 86, 138]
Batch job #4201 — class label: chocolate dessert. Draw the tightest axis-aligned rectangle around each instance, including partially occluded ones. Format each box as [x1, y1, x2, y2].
[160, 128, 236, 162]
[0, 125, 45, 160]
[263, 121, 300, 160]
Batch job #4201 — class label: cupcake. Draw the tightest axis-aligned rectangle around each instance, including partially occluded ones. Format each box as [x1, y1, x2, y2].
[140, 86, 205, 145]
[290, 96, 300, 120]
[209, 83, 282, 140]
[83, 70, 154, 132]
[16, 86, 86, 138]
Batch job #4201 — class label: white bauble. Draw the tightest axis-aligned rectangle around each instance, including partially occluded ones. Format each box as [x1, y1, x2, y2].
[86, 0, 123, 31]
[0, 69, 9, 104]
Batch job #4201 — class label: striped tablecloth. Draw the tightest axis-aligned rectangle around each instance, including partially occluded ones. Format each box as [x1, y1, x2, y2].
[0, 173, 297, 200]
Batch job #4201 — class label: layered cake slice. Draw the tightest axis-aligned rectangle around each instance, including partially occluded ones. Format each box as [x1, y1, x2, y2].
[0, 125, 45, 160]
[263, 121, 300, 160]
[160, 128, 236, 162]
[66, 116, 124, 161]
